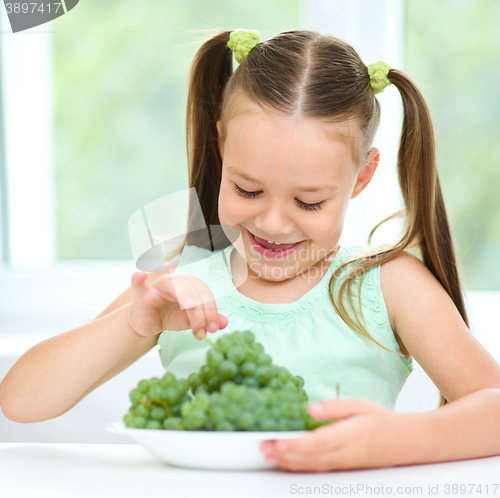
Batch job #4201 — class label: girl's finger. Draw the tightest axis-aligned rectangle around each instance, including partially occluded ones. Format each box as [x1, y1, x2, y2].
[262, 424, 342, 457]
[175, 279, 214, 339]
[131, 272, 149, 296]
[153, 275, 205, 332]
[272, 448, 345, 472]
[187, 276, 221, 334]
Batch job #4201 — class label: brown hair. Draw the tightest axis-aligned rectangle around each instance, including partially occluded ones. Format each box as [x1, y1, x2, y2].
[173, 29, 469, 408]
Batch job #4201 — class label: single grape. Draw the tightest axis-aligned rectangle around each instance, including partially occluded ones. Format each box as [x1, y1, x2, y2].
[163, 417, 183, 430]
[289, 418, 306, 431]
[215, 420, 235, 431]
[255, 353, 272, 366]
[145, 420, 162, 430]
[176, 379, 190, 397]
[185, 408, 206, 430]
[199, 364, 216, 382]
[123, 413, 134, 426]
[137, 380, 151, 394]
[215, 335, 231, 354]
[240, 361, 256, 377]
[237, 412, 255, 430]
[193, 392, 211, 411]
[229, 331, 244, 345]
[260, 418, 277, 431]
[220, 381, 237, 396]
[162, 372, 176, 386]
[207, 375, 223, 393]
[148, 385, 164, 400]
[242, 331, 255, 343]
[294, 376, 305, 388]
[150, 406, 167, 421]
[164, 387, 181, 405]
[207, 349, 224, 369]
[194, 384, 209, 395]
[130, 415, 147, 428]
[170, 403, 182, 417]
[129, 389, 143, 406]
[256, 366, 272, 386]
[277, 367, 291, 384]
[217, 360, 238, 380]
[133, 404, 149, 418]
[208, 405, 225, 424]
[226, 345, 246, 364]
[267, 378, 282, 389]
[180, 400, 193, 417]
[188, 373, 202, 391]
[242, 377, 259, 388]
[225, 403, 239, 421]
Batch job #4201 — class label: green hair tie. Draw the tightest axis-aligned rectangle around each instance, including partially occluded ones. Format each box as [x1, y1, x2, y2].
[367, 61, 392, 94]
[227, 29, 261, 64]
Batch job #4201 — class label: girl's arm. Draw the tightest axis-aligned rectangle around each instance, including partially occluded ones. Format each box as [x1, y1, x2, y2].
[0, 271, 168, 423]
[262, 250, 500, 471]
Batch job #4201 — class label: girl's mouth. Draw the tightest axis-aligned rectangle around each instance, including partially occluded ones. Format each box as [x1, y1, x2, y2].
[246, 229, 304, 258]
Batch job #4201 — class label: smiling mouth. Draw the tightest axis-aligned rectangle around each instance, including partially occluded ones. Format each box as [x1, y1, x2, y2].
[246, 229, 305, 251]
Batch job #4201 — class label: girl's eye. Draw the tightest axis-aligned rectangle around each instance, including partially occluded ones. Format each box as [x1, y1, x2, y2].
[233, 184, 325, 211]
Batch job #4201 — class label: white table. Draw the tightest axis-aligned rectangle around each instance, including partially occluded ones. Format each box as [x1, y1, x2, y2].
[1, 443, 500, 498]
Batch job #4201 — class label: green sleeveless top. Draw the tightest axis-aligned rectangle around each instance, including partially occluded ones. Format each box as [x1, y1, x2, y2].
[157, 244, 413, 409]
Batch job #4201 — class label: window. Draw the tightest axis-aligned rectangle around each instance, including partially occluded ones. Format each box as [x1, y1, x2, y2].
[405, 0, 500, 290]
[0, 1, 433, 322]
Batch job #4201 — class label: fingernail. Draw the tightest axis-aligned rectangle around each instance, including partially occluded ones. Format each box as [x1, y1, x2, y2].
[309, 403, 324, 417]
[193, 329, 206, 340]
[208, 322, 219, 333]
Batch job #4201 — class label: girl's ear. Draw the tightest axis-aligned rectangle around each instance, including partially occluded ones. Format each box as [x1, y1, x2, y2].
[350, 148, 380, 200]
[216, 120, 224, 161]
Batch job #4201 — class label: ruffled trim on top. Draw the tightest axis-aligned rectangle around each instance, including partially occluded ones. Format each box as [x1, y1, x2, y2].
[217, 245, 350, 325]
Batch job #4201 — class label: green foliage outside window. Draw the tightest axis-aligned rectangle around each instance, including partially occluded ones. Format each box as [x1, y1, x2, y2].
[53, 1, 298, 260]
[406, 0, 500, 289]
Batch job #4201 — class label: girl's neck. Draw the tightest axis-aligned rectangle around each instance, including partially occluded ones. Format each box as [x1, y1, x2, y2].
[229, 243, 340, 291]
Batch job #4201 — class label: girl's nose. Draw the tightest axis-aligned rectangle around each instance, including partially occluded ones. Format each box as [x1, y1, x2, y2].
[254, 203, 294, 235]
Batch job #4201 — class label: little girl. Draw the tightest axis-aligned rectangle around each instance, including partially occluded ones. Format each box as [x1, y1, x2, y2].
[2, 28, 500, 473]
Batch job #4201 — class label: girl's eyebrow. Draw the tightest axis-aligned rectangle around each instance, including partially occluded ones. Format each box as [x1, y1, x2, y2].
[227, 167, 338, 193]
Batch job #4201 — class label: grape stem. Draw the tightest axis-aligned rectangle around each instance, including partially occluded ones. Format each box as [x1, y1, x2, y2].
[145, 398, 172, 418]
[193, 330, 215, 347]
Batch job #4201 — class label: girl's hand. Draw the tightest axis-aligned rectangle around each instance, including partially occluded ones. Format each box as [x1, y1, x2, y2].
[261, 398, 404, 472]
[127, 271, 228, 339]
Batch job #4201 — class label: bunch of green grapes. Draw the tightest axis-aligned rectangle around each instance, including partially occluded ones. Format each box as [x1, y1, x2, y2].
[187, 330, 308, 401]
[123, 331, 331, 431]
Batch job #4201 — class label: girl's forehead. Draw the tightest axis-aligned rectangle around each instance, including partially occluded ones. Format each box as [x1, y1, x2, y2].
[223, 98, 359, 147]
[225, 110, 358, 165]
[223, 119, 357, 186]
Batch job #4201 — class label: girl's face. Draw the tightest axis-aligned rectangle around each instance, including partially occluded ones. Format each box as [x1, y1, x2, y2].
[217, 100, 379, 283]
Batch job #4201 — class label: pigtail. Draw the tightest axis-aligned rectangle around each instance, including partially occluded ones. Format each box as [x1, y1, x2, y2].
[389, 70, 470, 407]
[166, 31, 234, 263]
[332, 69, 470, 409]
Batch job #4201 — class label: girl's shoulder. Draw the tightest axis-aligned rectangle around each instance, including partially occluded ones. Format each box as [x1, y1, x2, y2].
[339, 246, 422, 360]
[378, 249, 445, 361]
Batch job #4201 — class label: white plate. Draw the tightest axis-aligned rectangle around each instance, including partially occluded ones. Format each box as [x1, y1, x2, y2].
[106, 420, 307, 470]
